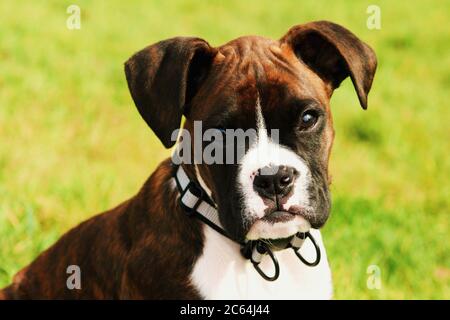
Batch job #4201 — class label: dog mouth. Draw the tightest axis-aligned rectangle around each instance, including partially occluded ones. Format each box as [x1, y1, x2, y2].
[261, 210, 296, 223]
[245, 210, 312, 248]
[258, 236, 296, 251]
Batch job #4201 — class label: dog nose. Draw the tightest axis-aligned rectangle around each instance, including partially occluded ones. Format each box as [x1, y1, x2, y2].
[253, 165, 297, 199]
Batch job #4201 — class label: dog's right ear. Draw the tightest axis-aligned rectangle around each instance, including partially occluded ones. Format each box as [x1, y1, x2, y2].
[125, 37, 217, 148]
[280, 21, 377, 110]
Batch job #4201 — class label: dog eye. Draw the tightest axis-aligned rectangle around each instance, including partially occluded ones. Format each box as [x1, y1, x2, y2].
[299, 110, 319, 130]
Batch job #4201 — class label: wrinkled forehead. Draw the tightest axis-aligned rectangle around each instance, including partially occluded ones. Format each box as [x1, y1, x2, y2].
[188, 36, 330, 125]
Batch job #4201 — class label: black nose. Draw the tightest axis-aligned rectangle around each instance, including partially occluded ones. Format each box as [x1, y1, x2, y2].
[253, 165, 297, 199]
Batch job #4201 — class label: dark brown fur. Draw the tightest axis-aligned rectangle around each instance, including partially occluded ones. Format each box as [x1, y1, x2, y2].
[1, 160, 204, 299]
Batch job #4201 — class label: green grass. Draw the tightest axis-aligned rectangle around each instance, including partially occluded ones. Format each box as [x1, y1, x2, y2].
[0, 0, 449, 299]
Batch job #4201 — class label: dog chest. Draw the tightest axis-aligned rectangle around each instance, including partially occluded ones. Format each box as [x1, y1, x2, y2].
[190, 226, 333, 300]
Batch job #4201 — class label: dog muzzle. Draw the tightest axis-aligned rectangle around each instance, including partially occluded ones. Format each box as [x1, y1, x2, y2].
[174, 165, 321, 281]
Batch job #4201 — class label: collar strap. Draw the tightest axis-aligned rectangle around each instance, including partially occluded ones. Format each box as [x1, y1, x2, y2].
[175, 165, 238, 243]
[174, 165, 321, 281]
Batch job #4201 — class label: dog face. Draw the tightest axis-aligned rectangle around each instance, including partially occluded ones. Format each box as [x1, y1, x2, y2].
[125, 21, 377, 243]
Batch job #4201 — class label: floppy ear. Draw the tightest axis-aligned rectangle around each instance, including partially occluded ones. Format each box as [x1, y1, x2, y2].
[125, 37, 217, 148]
[280, 21, 377, 109]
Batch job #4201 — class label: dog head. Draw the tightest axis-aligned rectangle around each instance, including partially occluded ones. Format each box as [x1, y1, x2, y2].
[125, 21, 377, 244]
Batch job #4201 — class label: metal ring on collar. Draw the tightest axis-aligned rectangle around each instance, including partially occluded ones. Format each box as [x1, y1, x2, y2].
[250, 242, 280, 281]
[292, 232, 321, 267]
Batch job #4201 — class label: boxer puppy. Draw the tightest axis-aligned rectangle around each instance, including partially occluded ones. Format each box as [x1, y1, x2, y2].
[0, 21, 376, 299]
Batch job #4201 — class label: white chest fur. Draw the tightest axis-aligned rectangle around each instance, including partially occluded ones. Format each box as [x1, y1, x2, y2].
[190, 226, 333, 299]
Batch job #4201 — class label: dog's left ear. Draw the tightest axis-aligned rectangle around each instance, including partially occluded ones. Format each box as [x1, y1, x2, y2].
[125, 37, 217, 148]
[280, 21, 377, 109]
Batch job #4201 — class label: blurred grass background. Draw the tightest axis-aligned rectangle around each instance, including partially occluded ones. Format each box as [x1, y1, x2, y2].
[0, 0, 449, 299]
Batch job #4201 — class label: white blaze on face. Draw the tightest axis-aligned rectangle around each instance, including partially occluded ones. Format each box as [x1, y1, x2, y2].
[237, 96, 312, 240]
